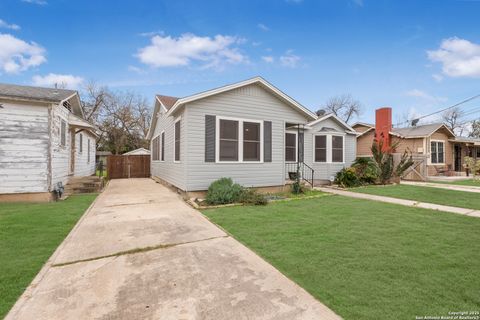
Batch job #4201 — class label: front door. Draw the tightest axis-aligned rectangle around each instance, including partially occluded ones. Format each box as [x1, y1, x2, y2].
[454, 145, 461, 172]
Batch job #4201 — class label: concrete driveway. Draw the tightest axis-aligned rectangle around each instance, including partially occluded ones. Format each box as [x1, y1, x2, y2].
[7, 178, 340, 320]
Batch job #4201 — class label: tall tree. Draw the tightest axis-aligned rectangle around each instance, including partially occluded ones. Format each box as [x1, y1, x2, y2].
[442, 107, 465, 136]
[317, 94, 362, 123]
[469, 120, 480, 138]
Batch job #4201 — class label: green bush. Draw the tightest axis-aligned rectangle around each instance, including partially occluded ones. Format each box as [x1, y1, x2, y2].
[335, 167, 360, 188]
[206, 178, 244, 205]
[238, 189, 268, 206]
[352, 157, 379, 184]
[291, 181, 304, 194]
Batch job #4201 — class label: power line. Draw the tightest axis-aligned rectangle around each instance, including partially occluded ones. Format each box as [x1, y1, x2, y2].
[393, 93, 480, 127]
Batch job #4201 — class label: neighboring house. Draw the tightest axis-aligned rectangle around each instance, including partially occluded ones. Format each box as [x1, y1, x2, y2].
[95, 150, 112, 165]
[123, 148, 150, 155]
[0, 83, 97, 201]
[354, 107, 480, 177]
[147, 77, 357, 193]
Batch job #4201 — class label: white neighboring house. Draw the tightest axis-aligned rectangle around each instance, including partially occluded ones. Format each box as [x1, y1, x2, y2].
[147, 77, 357, 193]
[0, 83, 97, 201]
[123, 148, 150, 156]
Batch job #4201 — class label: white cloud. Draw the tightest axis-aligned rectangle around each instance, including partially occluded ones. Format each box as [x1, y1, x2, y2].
[432, 74, 443, 82]
[257, 23, 269, 32]
[0, 19, 20, 30]
[0, 33, 46, 73]
[406, 89, 447, 103]
[427, 37, 480, 78]
[21, 0, 47, 5]
[138, 30, 163, 37]
[32, 73, 84, 89]
[279, 50, 301, 68]
[262, 56, 274, 63]
[136, 33, 247, 70]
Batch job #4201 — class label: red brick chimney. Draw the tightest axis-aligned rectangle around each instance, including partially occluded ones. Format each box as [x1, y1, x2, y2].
[375, 107, 392, 152]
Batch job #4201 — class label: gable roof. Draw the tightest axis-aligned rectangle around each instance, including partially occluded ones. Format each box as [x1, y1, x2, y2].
[306, 113, 356, 134]
[352, 122, 374, 128]
[147, 77, 317, 139]
[391, 123, 455, 138]
[0, 83, 77, 103]
[123, 147, 151, 155]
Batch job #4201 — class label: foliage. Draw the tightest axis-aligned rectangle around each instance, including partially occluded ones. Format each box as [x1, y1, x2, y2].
[206, 178, 244, 205]
[371, 140, 414, 184]
[463, 156, 480, 178]
[352, 157, 378, 184]
[469, 120, 480, 138]
[238, 189, 268, 206]
[335, 167, 360, 188]
[316, 94, 362, 123]
[291, 181, 304, 194]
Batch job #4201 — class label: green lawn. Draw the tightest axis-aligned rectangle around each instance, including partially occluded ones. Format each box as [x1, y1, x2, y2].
[204, 196, 480, 320]
[0, 194, 97, 318]
[352, 184, 480, 210]
[430, 179, 480, 187]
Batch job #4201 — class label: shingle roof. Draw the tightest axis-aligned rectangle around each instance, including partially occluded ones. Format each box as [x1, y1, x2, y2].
[156, 95, 179, 110]
[0, 83, 77, 103]
[392, 123, 453, 138]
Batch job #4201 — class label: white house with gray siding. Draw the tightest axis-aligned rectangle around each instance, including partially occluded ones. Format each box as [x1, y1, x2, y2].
[147, 77, 357, 192]
[0, 83, 97, 201]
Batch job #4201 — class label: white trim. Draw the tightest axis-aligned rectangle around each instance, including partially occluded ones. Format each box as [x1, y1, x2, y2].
[312, 133, 345, 164]
[285, 131, 298, 163]
[160, 130, 165, 162]
[79, 133, 83, 153]
[307, 113, 355, 132]
[429, 139, 446, 165]
[150, 134, 160, 162]
[356, 127, 375, 137]
[166, 77, 317, 120]
[173, 117, 181, 163]
[215, 116, 264, 163]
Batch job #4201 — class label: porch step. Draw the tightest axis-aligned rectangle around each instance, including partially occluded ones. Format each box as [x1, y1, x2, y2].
[64, 176, 104, 195]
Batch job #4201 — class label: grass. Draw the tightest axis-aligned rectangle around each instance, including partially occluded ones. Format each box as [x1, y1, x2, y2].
[96, 169, 107, 177]
[0, 194, 97, 318]
[429, 179, 480, 187]
[275, 188, 327, 199]
[351, 184, 480, 210]
[204, 196, 480, 320]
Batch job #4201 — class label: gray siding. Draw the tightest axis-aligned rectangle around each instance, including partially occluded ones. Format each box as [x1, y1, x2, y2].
[50, 103, 71, 188]
[150, 107, 186, 190]
[0, 102, 49, 193]
[304, 117, 357, 180]
[74, 131, 96, 177]
[184, 83, 309, 191]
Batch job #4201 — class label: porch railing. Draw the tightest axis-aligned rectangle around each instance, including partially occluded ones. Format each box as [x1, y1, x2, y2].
[285, 162, 315, 187]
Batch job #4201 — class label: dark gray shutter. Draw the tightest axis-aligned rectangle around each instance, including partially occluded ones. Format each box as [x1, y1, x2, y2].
[264, 121, 272, 162]
[205, 115, 216, 162]
[298, 132, 304, 162]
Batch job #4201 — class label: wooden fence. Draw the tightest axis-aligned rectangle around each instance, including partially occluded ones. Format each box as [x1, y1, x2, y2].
[107, 155, 151, 179]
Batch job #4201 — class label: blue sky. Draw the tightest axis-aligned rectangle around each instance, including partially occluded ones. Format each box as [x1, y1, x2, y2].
[1, 0, 480, 124]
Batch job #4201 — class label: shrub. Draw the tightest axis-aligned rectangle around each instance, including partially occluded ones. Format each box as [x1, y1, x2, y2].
[206, 178, 244, 205]
[352, 157, 378, 184]
[335, 167, 360, 188]
[238, 189, 268, 206]
[371, 140, 414, 184]
[291, 181, 304, 194]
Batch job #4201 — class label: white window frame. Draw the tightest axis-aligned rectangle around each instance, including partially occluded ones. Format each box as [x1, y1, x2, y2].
[313, 133, 345, 164]
[60, 119, 67, 147]
[285, 131, 298, 163]
[160, 130, 165, 162]
[151, 134, 160, 162]
[79, 133, 83, 153]
[87, 139, 90, 163]
[174, 117, 181, 163]
[215, 116, 264, 163]
[430, 139, 445, 165]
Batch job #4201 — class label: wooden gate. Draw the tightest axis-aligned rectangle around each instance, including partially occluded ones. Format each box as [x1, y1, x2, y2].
[394, 153, 427, 181]
[107, 155, 151, 179]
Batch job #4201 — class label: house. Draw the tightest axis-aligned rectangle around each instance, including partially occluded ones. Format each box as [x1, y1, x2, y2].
[147, 77, 357, 194]
[0, 83, 97, 202]
[123, 148, 150, 155]
[354, 107, 480, 178]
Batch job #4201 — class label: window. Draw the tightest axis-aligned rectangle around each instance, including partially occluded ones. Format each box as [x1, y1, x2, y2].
[79, 134, 83, 152]
[315, 136, 327, 162]
[87, 139, 91, 163]
[243, 122, 260, 161]
[174, 119, 181, 162]
[219, 119, 239, 161]
[332, 136, 344, 163]
[60, 120, 66, 147]
[285, 132, 297, 162]
[152, 136, 160, 161]
[217, 117, 263, 163]
[431, 141, 444, 164]
[161, 131, 165, 161]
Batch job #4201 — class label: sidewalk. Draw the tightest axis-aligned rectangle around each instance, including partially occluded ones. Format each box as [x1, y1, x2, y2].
[315, 187, 480, 218]
[401, 180, 480, 193]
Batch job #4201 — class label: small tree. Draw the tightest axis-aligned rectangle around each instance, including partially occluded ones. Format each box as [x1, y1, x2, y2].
[371, 140, 414, 184]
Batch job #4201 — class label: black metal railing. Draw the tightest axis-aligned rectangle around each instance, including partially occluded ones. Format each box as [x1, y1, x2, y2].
[285, 162, 315, 187]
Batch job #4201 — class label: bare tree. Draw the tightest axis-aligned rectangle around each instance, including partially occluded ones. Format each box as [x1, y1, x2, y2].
[469, 120, 480, 138]
[317, 94, 362, 123]
[442, 107, 465, 135]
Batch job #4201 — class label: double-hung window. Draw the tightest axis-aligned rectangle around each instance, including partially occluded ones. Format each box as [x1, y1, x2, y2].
[161, 131, 165, 161]
[285, 132, 297, 162]
[174, 119, 181, 162]
[217, 118, 263, 162]
[79, 134, 83, 153]
[431, 140, 444, 164]
[87, 139, 91, 163]
[152, 136, 160, 161]
[60, 119, 66, 147]
[314, 134, 344, 163]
